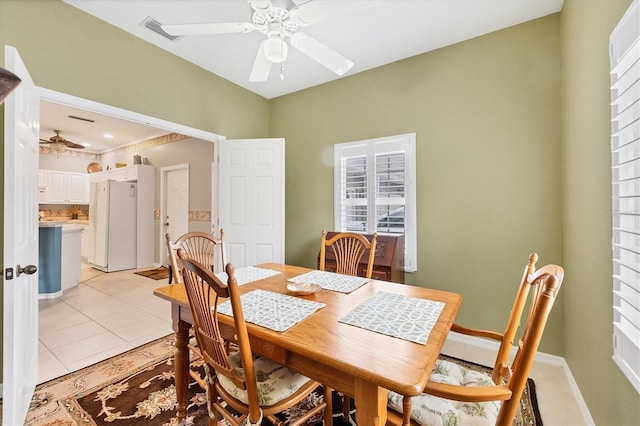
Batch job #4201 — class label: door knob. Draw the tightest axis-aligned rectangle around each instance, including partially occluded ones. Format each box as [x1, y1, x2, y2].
[16, 264, 37, 277]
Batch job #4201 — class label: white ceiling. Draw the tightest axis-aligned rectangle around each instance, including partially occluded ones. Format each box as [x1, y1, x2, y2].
[63, 0, 564, 100]
[45, 0, 563, 153]
[40, 100, 170, 153]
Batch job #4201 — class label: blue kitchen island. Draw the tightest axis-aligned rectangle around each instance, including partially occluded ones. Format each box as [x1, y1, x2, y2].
[39, 221, 82, 298]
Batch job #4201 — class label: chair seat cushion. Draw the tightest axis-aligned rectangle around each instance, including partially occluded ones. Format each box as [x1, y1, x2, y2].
[388, 359, 501, 426]
[218, 352, 314, 406]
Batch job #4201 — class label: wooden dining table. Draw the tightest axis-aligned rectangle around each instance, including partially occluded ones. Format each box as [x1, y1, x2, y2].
[153, 263, 462, 425]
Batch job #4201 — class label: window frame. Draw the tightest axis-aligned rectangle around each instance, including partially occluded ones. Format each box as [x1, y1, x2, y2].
[610, 0, 640, 395]
[334, 133, 417, 272]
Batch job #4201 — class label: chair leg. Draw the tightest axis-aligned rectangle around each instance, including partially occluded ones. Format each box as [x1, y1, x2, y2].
[342, 396, 351, 423]
[323, 387, 333, 426]
[402, 395, 412, 426]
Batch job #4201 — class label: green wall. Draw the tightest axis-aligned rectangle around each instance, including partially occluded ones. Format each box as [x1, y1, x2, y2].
[561, 0, 640, 424]
[0, 0, 269, 383]
[271, 14, 564, 354]
[3, 1, 640, 424]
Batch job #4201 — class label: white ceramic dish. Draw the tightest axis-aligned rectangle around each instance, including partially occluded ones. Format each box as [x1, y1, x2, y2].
[286, 282, 321, 296]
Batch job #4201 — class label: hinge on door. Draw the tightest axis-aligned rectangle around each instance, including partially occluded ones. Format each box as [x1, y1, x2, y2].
[4, 267, 14, 280]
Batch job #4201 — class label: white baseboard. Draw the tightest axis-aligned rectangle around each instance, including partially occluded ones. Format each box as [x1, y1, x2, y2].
[446, 332, 595, 425]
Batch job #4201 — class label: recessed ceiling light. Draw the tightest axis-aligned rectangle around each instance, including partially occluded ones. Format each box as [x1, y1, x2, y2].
[103, 133, 114, 139]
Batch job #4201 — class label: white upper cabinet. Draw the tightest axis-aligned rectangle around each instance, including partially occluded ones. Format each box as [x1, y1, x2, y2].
[40, 169, 90, 204]
[66, 173, 90, 203]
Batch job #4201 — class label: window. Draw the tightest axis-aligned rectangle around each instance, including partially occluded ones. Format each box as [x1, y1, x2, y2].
[610, 0, 640, 394]
[334, 133, 416, 272]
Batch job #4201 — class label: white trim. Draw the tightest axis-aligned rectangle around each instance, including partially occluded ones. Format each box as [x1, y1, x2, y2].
[446, 332, 595, 425]
[38, 87, 226, 143]
[37, 291, 63, 300]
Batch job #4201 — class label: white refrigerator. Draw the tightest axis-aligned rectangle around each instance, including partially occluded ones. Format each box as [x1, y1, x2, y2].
[89, 180, 137, 272]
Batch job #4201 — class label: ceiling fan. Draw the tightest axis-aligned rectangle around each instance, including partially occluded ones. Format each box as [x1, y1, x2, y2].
[162, 0, 376, 82]
[39, 130, 85, 150]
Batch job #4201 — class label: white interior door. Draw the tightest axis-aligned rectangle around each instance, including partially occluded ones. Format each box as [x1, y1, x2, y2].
[160, 164, 189, 264]
[218, 138, 284, 268]
[3, 45, 40, 426]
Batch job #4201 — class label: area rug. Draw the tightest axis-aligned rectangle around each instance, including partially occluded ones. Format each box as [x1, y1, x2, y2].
[134, 266, 170, 280]
[20, 335, 542, 425]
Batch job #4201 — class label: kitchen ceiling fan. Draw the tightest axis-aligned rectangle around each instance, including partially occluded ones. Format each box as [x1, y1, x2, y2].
[162, 0, 375, 82]
[39, 130, 85, 150]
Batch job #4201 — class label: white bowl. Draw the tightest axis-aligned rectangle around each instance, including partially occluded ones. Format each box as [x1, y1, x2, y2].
[286, 282, 321, 296]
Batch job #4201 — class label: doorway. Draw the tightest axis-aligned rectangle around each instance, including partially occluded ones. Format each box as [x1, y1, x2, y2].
[39, 87, 223, 264]
[160, 164, 189, 265]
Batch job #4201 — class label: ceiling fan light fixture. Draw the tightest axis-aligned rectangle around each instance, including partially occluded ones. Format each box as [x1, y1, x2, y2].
[50, 142, 67, 153]
[262, 37, 288, 63]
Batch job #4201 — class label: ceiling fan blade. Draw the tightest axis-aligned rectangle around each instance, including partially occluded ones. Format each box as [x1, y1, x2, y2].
[249, 0, 271, 11]
[290, 0, 380, 26]
[64, 141, 85, 149]
[291, 32, 353, 75]
[249, 42, 273, 82]
[161, 22, 255, 36]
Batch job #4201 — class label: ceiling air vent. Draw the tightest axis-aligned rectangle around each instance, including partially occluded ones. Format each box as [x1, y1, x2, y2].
[67, 115, 95, 123]
[141, 16, 182, 41]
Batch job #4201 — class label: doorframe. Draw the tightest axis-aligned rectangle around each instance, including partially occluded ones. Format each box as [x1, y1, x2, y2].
[159, 163, 190, 266]
[38, 87, 225, 267]
[39, 88, 225, 144]
[210, 142, 219, 235]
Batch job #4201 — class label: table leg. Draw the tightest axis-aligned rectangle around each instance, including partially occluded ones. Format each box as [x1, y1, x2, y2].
[174, 317, 191, 422]
[354, 378, 388, 426]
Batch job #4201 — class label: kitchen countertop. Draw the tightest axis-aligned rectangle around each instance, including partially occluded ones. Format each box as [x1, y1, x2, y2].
[39, 219, 90, 226]
[39, 221, 66, 227]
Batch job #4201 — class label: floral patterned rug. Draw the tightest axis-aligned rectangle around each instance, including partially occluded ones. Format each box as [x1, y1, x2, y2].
[18, 335, 541, 425]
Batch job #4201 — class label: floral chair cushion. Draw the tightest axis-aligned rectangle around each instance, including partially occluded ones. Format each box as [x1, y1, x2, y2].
[218, 352, 313, 406]
[388, 359, 501, 426]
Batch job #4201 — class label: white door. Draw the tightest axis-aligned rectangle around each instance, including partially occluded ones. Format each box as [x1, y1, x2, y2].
[160, 164, 189, 265]
[217, 138, 284, 268]
[3, 46, 40, 426]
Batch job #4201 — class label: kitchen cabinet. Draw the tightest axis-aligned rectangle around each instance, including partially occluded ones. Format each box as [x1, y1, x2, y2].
[61, 226, 82, 291]
[38, 170, 48, 202]
[39, 169, 90, 204]
[78, 224, 91, 262]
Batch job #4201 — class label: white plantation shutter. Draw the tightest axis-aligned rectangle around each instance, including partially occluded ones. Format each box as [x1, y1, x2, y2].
[341, 155, 368, 232]
[334, 133, 416, 272]
[376, 152, 406, 233]
[610, 0, 640, 394]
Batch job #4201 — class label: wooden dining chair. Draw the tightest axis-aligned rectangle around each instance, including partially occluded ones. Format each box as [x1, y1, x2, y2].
[319, 230, 377, 421]
[319, 230, 378, 278]
[165, 231, 226, 390]
[387, 253, 564, 426]
[168, 230, 226, 281]
[177, 253, 333, 426]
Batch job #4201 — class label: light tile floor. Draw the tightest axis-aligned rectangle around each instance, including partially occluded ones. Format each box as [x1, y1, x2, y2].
[37, 263, 174, 383]
[38, 265, 588, 425]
